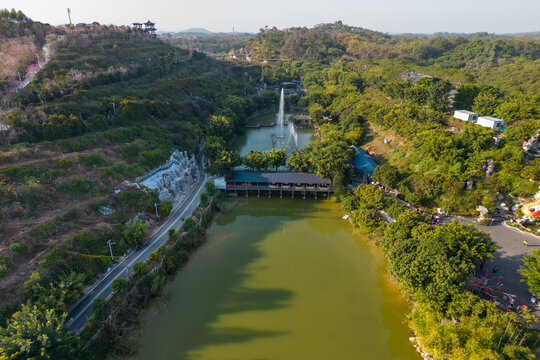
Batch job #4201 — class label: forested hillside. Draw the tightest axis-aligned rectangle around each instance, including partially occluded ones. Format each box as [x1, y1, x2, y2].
[247, 23, 540, 359]
[247, 21, 540, 93]
[0, 14, 274, 357]
[248, 23, 539, 214]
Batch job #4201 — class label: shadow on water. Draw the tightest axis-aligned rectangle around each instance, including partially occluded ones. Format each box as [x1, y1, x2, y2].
[132, 198, 309, 360]
[131, 197, 421, 360]
[216, 197, 324, 227]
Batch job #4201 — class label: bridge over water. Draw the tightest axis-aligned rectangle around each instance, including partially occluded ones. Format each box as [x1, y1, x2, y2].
[215, 171, 332, 199]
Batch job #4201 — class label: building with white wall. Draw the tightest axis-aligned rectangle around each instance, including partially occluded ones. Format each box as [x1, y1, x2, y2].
[454, 110, 478, 123]
[477, 116, 505, 129]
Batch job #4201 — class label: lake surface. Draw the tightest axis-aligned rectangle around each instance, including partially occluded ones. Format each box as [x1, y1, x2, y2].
[234, 112, 313, 157]
[128, 199, 420, 360]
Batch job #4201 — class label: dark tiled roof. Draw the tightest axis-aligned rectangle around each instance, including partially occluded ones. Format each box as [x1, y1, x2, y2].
[352, 146, 377, 175]
[230, 171, 331, 185]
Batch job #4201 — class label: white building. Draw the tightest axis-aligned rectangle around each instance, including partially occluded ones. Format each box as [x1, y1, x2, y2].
[477, 116, 505, 130]
[454, 110, 478, 123]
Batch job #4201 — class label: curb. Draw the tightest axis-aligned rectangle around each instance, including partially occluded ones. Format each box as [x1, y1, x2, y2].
[503, 221, 540, 239]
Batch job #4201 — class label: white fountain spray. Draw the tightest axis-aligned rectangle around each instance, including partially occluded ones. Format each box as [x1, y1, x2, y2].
[289, 120, 298, 148]
[278, 88, 285, 141]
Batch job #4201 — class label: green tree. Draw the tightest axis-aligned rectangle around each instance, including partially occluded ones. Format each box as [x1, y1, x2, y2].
[0, 305, 78, 360]
[265, 148, 287, 171]
[92, 298, 108, 321]
[519, 250, 540, 294]
[22, 271, 85, 313]
[123, 219, 148, 246]
[206, 115, 234, 139]
[350, 207, 383, 233]
[453, 84, 480, 110]
[132, 262, 148, 281]
[308, 103, 325, 121]
[472, 88, 502, 116]
[112, 278, 129, 293]
[372, 164, 400, 189]
[287, 149, 311, 172]
[206, 149, 241, 178]
[158, 200, 173, 217]
[243, 150, 267, 171]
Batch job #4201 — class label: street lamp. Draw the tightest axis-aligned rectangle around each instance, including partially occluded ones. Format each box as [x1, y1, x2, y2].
[107, 239, 116, 261]
[109, 101, 116, 116]
[154, 203, 160, 220]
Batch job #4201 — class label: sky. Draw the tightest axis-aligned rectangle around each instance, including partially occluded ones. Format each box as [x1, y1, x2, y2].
[5, 0, 540, 34]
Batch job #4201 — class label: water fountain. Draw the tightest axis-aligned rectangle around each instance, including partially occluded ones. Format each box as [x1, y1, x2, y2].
[272, 88, 297, 149]
[278, 88, 285, 138]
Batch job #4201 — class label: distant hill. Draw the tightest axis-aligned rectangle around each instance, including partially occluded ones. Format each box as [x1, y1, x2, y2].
[181, 28, 212, 34]
[246, 21, 539, 68]
[161, 29, 254, 54]
[161, 28, 253, 39]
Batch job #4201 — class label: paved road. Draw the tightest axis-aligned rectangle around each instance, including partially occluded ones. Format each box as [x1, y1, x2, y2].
[391, 193, 539, 311]
[67, 161, 207, 331]
[443, 216, 539, 308]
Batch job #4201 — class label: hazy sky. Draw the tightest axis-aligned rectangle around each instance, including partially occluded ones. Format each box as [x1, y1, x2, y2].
[6, 0, 540, 34]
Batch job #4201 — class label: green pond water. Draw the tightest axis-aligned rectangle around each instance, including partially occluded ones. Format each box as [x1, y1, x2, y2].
[234, 112, 312, 157]
[128, 199, 421, 360]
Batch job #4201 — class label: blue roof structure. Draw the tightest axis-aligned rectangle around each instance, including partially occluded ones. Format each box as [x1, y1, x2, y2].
[230, 171, 331, 185]
[352, 146, 378, 176]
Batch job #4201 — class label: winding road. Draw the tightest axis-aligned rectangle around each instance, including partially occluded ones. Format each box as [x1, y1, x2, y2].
[67, 160, 207, 331]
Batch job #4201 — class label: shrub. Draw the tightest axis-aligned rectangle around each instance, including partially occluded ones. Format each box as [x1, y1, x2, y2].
[138, 145, 170, 169]
[31, 221, 59, 240]
[158, 199, 172, 217]
[116, 188, 158, 215]
[101, 162, 143, 181]
[88, 198, 109, 213]
[55, 177, 98, 196]
[200, 192, 209, 208]
[123, 219, 147, 246]
[80, 153, 107, 166]
[204, 181, 217, 195]
[0, 166, 44, 182]
[120, 141, 145, 159]
[0, 256, 9, 276]
[57, 206, 80, 222]
[56, 158, 74, 170]
[8, 241, 27, 256]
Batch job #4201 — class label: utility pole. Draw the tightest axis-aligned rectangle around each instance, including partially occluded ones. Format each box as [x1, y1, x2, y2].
[16, 70, 22, 83]
[107, 239, 116, 261]
[109, 101, 116, 116]
[67, 8, 72, 25]
[154, 203, 160, 220]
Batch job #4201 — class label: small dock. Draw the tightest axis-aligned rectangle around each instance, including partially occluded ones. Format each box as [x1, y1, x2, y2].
[245, 122, 289, 129]
[216, 171, 333, 199]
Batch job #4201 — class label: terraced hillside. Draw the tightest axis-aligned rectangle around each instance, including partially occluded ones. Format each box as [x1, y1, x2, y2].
[0, 21, 274, 321]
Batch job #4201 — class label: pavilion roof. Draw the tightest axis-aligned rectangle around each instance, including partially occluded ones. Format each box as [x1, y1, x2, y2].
[230, 171, 331, 185]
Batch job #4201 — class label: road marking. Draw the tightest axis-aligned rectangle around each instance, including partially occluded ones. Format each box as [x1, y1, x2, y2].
[69, 174, 206, 327]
